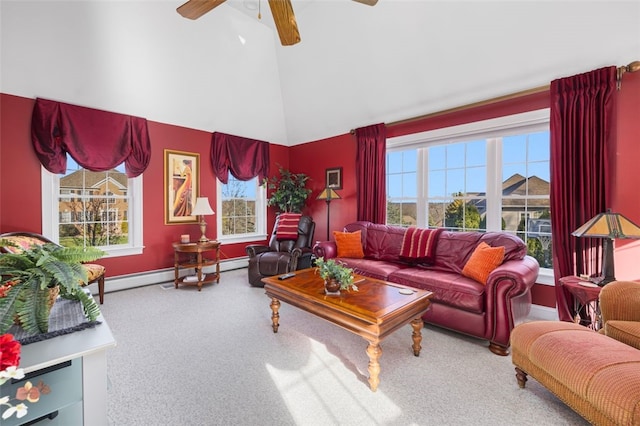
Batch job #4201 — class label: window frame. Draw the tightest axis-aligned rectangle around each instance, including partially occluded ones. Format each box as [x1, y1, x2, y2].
[387, 109, 554, 284]
[215, 176, 267, 244]
[41, 166, 144, 258]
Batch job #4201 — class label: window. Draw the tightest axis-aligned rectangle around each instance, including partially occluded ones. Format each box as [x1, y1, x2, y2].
[216, 176, 266, 243]
[42, 155, 144, 257]
[386, 109, 552, 272]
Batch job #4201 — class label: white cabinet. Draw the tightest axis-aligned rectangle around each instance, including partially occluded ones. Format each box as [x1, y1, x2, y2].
[1, 318, 116, 425]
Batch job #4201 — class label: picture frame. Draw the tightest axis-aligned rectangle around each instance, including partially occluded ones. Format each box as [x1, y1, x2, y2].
[164, 149, 199, 224]
[326, 167, 342, 189]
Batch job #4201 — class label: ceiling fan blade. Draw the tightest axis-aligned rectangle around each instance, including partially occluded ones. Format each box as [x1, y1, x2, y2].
[352, 0, 378, 5]
[177, 0, 227, 20]
[268, 0, 301, 46]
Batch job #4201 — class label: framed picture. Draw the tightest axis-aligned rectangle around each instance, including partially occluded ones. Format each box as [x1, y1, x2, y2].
[164, 149, 199, 224]
[326, 167, 342, 189]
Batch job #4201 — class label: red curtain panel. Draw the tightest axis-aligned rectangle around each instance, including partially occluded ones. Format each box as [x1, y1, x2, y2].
[550, 66, 616, 321]
[355, 123, 386, 224]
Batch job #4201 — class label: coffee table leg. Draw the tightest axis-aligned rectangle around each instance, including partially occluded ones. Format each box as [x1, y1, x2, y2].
[270, 297, 280, 333]
[366, 340, 382, 392]
[411, 317, 423, 356]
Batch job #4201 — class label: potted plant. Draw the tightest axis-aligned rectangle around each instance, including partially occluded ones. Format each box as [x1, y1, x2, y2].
[263, 165, 312, 213]
[0, 240, 105, 335]
[314, 257, 358, 293]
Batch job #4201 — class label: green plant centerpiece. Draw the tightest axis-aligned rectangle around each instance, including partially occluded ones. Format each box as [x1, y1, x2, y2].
[0, 240, 105, 334]
[314, 257, 358, 293]
[263, 165, 312, 213]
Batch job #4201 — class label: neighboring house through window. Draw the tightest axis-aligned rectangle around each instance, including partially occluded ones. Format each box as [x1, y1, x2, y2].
[42, 154, 143, 257]
[216, 175, 267, 243]
[386, 109, 552, 276]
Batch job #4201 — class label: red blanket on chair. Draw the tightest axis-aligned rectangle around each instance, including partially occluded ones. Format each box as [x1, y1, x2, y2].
[275, 213, 302, 240]
[400, 227, 442, 264]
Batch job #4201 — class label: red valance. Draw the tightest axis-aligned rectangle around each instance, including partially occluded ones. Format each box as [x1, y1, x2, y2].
[31, 98, 151, 178]
[210, 132, 270, 183]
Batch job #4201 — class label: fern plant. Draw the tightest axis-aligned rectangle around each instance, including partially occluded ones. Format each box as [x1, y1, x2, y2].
[0, 240, 105, 334]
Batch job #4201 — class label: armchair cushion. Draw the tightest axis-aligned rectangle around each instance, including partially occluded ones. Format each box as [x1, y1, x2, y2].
[0, 235, 46, 253]
[604, 321, 640, 350]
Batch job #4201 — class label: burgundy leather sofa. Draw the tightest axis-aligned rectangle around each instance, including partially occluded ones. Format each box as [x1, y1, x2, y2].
[313, 221, 540, 355]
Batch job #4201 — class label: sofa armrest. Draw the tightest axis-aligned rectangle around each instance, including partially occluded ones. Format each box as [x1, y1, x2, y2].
[245, 244, 270, 258]
[484, 255, 540, 349]
[312, 241, 337, 259]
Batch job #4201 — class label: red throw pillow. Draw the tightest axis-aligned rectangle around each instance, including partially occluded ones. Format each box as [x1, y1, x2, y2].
[461, 242, 505, 285]
[333, 230, 365, 259]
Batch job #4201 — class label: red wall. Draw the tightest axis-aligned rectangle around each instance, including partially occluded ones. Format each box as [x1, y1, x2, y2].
[3, 76, 640, 309]
[610, 72, 640, 281]
[0, 94, 289, 277]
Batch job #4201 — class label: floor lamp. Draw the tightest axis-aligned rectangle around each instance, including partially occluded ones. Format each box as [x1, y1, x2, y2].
[572, 210, 640, 286]
[316, 187, 340, 241]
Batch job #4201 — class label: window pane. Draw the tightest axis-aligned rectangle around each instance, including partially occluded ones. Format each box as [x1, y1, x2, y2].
[221, 176, 258, 237]
[58, 160, 129, 248]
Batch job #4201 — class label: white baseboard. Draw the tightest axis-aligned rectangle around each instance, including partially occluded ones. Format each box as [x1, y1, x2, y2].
[86, 257, 249, 295]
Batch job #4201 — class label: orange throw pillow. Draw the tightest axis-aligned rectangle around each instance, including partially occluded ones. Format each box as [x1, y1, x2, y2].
[461, 242, 505, 285]
[333, 230, 365, 259]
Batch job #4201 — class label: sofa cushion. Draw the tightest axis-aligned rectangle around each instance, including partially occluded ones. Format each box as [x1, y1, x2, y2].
[389, 268, 485, 313]
[359, 223, 406, 262]
[333, 230, 365, 258]
[431, 231, 525, 273]
[334, 258, 408, 281]
[461, 242, 505, 285]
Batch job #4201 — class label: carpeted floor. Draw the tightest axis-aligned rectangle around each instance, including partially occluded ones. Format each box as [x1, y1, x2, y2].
[99, 268, 589, 426]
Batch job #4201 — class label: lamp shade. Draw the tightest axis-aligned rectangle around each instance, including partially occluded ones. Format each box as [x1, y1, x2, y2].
[572, 211, 640, 239]
[192, 197, 215, 216]
[316, 188, 341, 201]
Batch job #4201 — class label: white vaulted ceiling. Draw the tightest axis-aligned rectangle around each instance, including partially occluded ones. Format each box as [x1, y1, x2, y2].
[1, 0, 639, 146]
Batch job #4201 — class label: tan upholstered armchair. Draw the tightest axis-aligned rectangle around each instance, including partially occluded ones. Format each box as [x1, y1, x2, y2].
[0, 232, 106, 304]
[245, 215, 315, 287]
[599, 280, 640, 349]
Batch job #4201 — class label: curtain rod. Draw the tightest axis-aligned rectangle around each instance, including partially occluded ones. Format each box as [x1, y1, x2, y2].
[350, 60, 639, 134]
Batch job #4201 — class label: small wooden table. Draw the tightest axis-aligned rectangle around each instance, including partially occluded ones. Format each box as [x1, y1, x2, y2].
[262, 268, 433, 391]
[173, 240, 221, 291]
[559, 275, 602, 330]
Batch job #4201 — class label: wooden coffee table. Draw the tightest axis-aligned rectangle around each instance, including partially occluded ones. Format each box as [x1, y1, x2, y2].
[262, 268, 433, 391]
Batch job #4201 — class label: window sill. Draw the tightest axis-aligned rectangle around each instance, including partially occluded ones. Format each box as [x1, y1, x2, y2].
[217, 234, 268, 245]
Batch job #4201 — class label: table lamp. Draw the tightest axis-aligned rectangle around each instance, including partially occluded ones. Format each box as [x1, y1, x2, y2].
[572, 210, 640, 286]
[316, 187, 340, 240]
[191, 197, 215, 242]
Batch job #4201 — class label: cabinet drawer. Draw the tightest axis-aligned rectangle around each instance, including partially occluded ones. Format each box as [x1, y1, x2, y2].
[0, 359, 82, 426]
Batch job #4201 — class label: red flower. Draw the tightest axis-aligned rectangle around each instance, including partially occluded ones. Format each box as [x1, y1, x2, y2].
[0, 334, 21, 371]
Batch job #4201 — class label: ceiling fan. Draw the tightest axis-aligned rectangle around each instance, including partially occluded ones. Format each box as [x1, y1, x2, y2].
[177, 0, 378, 46]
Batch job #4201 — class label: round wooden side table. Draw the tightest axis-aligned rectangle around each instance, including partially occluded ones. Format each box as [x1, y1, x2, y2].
[172, 240, 221, 291]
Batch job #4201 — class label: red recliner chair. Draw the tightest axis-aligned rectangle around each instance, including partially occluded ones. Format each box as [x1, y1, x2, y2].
[245, 215, 315, 287]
